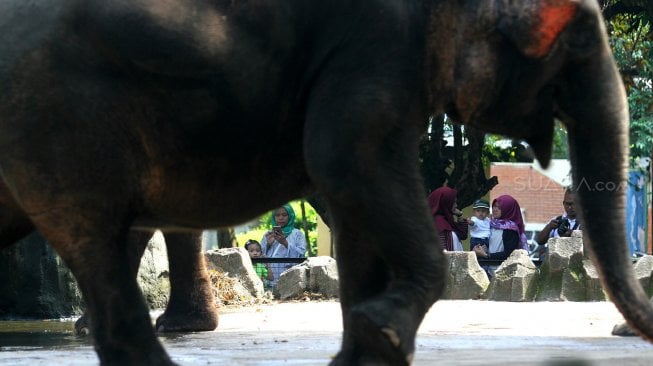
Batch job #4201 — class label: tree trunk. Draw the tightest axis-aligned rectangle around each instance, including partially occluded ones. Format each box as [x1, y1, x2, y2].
[419, 114, 449, 193]
[217, 228, 237, 249]
[448, 126, 499, 207]
[300, 200, 314, 257]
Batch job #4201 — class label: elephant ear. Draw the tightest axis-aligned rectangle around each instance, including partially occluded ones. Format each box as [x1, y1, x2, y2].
[498, 0, 579, 58]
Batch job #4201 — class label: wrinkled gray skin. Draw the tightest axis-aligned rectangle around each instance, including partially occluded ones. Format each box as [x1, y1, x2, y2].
[0, 0, 650, 365]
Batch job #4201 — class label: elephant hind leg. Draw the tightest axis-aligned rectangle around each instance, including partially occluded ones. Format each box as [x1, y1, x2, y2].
[155, 231, 218, 332]
[0, 187, 35, 249]
[75, 229, 153, 336]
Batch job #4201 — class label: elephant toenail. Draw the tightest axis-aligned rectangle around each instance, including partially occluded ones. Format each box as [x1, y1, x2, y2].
[406, 352, 414, 364]
[381, 327, 401, 348]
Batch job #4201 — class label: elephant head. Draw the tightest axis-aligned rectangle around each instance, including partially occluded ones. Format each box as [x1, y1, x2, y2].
[428, 0, 653, 341]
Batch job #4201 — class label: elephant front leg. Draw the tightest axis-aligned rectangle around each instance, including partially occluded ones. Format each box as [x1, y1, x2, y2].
[155, 231, 219, 332]
[326, 190, 446, 366]
[305, 90, 446, 365]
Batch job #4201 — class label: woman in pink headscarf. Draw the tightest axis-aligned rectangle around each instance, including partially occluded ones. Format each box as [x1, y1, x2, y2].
[427, 187, 468, 251]
[474, 194, 529, 276]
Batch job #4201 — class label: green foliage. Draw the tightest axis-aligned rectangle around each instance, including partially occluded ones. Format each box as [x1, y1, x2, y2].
[551, 120, 569, 159]
[481, 135, 519, 164]
[234, 200, 318, 256]
[608, 14, 653, 166]
[482, 120, 569, 164]
[235, 229, 269, 247]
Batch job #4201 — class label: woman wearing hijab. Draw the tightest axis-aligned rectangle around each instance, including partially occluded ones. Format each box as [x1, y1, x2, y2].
[473, 194, 529, 277]
[428, 187, 468, 251]
[260, 204, 307, 287]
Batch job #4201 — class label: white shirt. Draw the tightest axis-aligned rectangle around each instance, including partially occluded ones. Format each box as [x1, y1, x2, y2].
[470, 217, 491, 239]
[260, 228, 307, 286]
[488, 228, 505, 254]
[451, 231, 464, 251]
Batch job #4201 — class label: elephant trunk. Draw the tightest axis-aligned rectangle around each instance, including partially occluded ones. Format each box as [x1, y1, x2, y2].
[561, 40, 653, 341]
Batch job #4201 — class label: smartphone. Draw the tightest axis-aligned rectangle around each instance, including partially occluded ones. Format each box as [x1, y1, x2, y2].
[273, 225, 282, 233]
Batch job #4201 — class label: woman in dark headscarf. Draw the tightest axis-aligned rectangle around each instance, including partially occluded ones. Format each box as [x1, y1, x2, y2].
[473, 194, 528, 277]
[427, 187, 468, 251]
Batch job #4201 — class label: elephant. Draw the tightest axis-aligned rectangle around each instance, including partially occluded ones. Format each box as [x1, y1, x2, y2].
[0, 0, 650, 365]
[0, 192, 218, 334]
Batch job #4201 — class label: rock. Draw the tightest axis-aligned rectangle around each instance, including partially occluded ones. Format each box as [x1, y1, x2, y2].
[443, 251, 489, 299]
[485, 250, 538, 301]
[137, 231, 171, 309]
[559, 265, 587, 301]
[612, 321, 638, 336]
[306, 256, 339, 298]
[547, 236, 584, 272]
[612, 293, 653, 337]
[207, 270, 259, 306]
[535, 236, 584, 301]
[274, 256, 339, 300]
[0, 232, 82, 318]
[633, 256, 653, 295]
[275, 264, 309, 300]
[581, 259, 608, 301]
[204, 247, 264, 298]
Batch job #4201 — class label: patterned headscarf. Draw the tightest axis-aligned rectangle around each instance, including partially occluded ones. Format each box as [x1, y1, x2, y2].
[271, 204, 296, 237]
[490, 195, 528, 250]
[427, 187, 457, 232]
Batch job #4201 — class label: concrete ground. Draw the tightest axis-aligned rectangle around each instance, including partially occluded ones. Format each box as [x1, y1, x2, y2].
[2, 300, 653, 365]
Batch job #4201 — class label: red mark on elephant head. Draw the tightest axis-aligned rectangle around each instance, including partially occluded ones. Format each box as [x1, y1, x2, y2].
[525, 0, 578, 58]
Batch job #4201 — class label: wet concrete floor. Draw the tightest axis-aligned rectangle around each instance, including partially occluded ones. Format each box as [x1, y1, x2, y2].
[2, 300, 653, 365]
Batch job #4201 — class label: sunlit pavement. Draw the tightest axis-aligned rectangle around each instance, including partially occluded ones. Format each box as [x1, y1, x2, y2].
[2, 300, 653, 365]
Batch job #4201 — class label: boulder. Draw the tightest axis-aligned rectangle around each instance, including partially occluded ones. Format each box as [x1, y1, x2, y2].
[137, 231, 171, 309]
[633, 255, 653, 295]
[204, 247, 264, 298]
[581, 259, 608, 301]
[0, 232, 82, 318]
[275, 265, 309, 300]
[443, 251, 489, 299]
[485, 250, 538, 301]
[535, 236, 584, 301]
[307, 256, 339, 298]
[274, 256, 339, 300]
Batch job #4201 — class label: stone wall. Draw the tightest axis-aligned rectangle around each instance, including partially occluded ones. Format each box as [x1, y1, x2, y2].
[441, 231, 623, 301]
[0, 232, 82, 318]
[4, 229, 653, 319]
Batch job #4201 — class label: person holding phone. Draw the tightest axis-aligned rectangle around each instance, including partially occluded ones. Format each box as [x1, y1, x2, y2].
[260, 204, 307, 287]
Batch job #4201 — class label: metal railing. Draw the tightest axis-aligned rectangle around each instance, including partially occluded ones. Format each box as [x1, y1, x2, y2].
[252, 257, 544, 267]
[477, 257, 543, 267]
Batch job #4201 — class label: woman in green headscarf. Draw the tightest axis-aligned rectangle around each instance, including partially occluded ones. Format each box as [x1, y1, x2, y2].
[260, 203, 307, 286]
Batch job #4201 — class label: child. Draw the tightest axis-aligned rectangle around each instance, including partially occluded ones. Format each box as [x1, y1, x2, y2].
[468, 199, 491, 251]
[244, 239, 273, 289]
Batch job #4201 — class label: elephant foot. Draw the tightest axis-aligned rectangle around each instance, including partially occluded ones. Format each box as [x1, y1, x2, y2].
[332, 297, 423, 366]
[612, 322, 637, 337]
[155, 308, 219, 332]
[74, 314, 90, 336]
